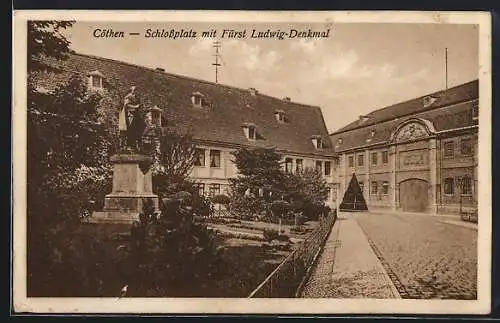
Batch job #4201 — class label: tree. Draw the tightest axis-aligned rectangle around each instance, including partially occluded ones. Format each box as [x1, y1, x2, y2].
[284, 168, 329, 221]
[152, 129, 197, 197]
[28, 21, 74, 72]
[26, 22, 122, 296]
[229, 147, 286, 218]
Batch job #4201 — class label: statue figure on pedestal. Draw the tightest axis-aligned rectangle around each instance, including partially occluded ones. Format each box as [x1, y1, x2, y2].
[119, 86, 146, 153]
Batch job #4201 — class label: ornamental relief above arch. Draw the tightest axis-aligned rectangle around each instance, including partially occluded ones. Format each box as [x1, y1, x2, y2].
[391, 119, 435, 144]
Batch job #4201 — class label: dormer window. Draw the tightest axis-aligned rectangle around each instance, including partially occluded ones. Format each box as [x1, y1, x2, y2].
[335, 138, 343, 148]
[242, 122, 258, 140]
[191, 91, 205, 108]
[366, 130, 376, 143]
[275, 110, 286, 123]
[88, 70, 105, 90]
[423, 95, 438, 108]
[311, 135, 325, 150]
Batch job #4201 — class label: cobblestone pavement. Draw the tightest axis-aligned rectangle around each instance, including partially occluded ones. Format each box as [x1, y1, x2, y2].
[355, 212, 477, 299]
[300, 214, 399, 298]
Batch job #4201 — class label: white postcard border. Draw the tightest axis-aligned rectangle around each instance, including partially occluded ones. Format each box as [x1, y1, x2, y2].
[12, 10, 492, 314]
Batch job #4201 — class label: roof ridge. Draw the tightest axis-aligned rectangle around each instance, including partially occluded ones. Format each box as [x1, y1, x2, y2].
[329, 79, 478, 135]
[70, 51, 321, 110]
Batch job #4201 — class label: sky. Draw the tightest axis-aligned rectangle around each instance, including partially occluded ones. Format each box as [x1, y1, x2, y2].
[65, 21, 478, 133]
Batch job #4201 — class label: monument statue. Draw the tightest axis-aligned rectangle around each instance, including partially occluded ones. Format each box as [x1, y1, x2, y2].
[87, 86, 161, 224]
[119, 86, 145, 153]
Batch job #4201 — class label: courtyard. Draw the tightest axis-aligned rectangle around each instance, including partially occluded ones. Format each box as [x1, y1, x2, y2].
[301, 211, 477, 299]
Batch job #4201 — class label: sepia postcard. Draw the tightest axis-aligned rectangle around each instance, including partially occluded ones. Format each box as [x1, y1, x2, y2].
[12, 10, 492, 314]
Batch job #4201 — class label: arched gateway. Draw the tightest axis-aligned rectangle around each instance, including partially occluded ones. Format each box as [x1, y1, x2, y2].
[399, 178, 429, 212]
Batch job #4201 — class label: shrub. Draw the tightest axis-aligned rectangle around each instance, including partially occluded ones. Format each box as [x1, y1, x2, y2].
[173, 190, 193, 205]
[262, 229, 280, 242]
[212, 194, 230, 205]
[228, 194, 266, 220]
[297, 214, 308, 225]
[275, 234, 290, 242]
[290, 226, 307, 234]
[271, 200, 291, 218]
[127, 197, 224, 297]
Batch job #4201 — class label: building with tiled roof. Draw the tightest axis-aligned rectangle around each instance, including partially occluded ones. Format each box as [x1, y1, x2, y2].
[329, 80, 478, 215]
[30, 52, 338, 204]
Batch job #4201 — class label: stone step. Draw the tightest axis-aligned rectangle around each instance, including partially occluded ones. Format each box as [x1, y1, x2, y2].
[84, 211, 140, 224]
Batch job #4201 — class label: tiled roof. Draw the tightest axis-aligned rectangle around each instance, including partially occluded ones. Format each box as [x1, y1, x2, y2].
[31, 53, 336, 157]
[332, 80, 478, 134]
[330, 80, 478, 152]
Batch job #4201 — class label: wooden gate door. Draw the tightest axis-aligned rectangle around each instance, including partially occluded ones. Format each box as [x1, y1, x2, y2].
[399, 179, 429, 212]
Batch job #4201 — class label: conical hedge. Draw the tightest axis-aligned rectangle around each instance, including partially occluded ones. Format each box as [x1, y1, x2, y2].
[339, 173, 368, 212]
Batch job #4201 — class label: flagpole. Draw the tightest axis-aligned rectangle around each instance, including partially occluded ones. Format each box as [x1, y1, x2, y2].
[445, 47, 448, 89]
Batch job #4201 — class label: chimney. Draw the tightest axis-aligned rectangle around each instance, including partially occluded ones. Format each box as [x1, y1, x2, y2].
[283, 97, 291, 101]
[248, 87, 258, 96]
[358, 115, 369, 124]
[155, 67, 166, 72]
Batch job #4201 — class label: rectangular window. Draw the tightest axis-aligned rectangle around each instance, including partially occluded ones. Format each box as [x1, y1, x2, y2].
[193, 95, 202, 106]
[382, 181, 389, 195]
[444, 178, 454, 195]
[444, 141, 454, 158]
[371, 152, 378, 166]
[285, 158, 293, 174]
[295, 159, 303, 173]
[324, 161, 332, 176]
[472, 104, 478, 120]
[315, 160, 323, 173]
[460, 138, 473, 156]
[194, 148, 205, 166]
[348, 156, 354, 167]
[371, 181, 378, 195]
[196, 183, 205, 196]
[248, 126, 256, 140]
[210, 150, 221, 168]
[316, 138, 324, 149]
[331, 186, 337, 199]
[382, 151, 389, 164]
[91, 75, 102, 88]
[461, 176, 472, 195]
[358, 154, 364, 166]
[359, 181, 364, 193]
[209, 184, 221, 197]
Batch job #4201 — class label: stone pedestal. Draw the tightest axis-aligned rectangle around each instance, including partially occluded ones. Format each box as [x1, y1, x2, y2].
[87, 153, 159, 224]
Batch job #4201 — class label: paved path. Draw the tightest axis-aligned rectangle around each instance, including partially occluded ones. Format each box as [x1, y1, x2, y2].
[300, 213, 400, 298]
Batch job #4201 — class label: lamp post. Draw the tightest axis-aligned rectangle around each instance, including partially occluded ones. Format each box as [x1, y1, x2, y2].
[459, 177, 463, 215]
